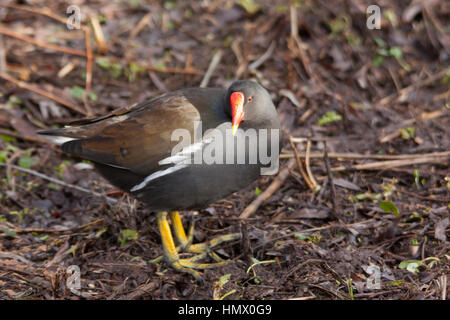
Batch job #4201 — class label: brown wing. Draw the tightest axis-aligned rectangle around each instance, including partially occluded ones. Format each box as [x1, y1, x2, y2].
[44, 92, 200, 175]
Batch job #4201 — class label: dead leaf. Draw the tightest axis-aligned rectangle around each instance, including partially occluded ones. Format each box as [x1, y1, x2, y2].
[290, 208, 329, 219]
[434, 217, 448, 242]
[333, 178, 361, 191]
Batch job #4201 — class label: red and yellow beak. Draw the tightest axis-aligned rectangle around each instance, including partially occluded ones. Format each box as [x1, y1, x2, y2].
[230, 91, 244, 135]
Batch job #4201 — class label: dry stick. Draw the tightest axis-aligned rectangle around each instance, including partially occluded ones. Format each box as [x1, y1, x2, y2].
[0, 25, 86, 57]
[379, 109, 447, 143]
[90, 14, 108, 54]
[120, 282, 158, 300]
[200, 49, 223, 88]
[0, 71, 87, 115]
[240, 159, 296, 219]
[305, 139, 318, 190]
[279, 150, 450, 161]
[0, 128, 49, 144]
[0, 162, 117, 203]
[375, 67, 450, 107]
[323, 142, 342, 223]
[1, 218, 105, 235]
[145, 64, 202, 75]
[0, 3, 93, 93]
[129, 12, 152, 40]
[84, 25, 93, 93]
[248, 41, 276, 70]
[289, 136, 315, 191]
[330, 155, 449, 172]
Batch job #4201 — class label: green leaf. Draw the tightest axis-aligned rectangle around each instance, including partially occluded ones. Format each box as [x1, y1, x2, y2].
[3, 227, 16, 238]
[374, 37, 386, 48]
[380, 201, 400, 216]
[218, 273, 231, 287]
[399, 126, 415, 139]
[390, 280, 404, 286]
[95, 57, 111, 69]
[18, 153, 34, 169]
[237, 0, 261, 15]
[47, 183, 61, 191]
[6, 95, 22, 108]
[88, 92, 98, 101]
[163, 1, 175, 10]
[294, 233, 308, 240]
[399, 260, 422, 273]
[39, 234, 49, 241]
[65, 244, 78, 256]
[442, 70, 450, 85]
[0, 151, 7, 163]
[317, 111, 342, 125]
[1, 135, 16, 143]
[219, 289, 237, 300]
[254, 187, 262, 196]
[389, 46, 403, 60]
[70, 86, 85, 100]
[119, 229, 138, 246]
[96, 57, 122, 78]
[372, 55, 384, 67]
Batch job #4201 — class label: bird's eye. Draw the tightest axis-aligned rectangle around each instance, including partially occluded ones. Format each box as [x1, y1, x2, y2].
[248, 96, 253, 102]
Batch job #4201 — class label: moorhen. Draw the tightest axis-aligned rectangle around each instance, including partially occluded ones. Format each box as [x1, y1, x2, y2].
[39, 80, 281, 282]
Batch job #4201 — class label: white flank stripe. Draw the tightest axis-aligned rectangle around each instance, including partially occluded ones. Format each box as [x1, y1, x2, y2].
[130, 164, 189, 192]
[131, 138, 213, 192]
[158, 138, 212, 166]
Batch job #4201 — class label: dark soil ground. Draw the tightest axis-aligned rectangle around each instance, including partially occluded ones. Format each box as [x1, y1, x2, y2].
[0, 0, 448, 300]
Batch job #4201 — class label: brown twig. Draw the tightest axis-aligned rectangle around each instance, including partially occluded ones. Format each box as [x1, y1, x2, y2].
[323, 142, 341, 222]
[84, 26, 93, 93]
[375, 67, 450, 107]
[90, 14, 108, 54]
[129, 12, 152, 40]
[145, 64, 203, 75]
[0, 3, 94, 93]
[279, 150, 450, 161]
[289, 136, 315, 191]
[0, 71, 87, 115]
[240, 159, 296, 219]
[330, 155, 449, 172]
[1, 218, 105, 235]
[0, 162, 117, 203]
[0, 25, 86, 57]
[200, 49, 223, 88]
[305, 139, 318, 191]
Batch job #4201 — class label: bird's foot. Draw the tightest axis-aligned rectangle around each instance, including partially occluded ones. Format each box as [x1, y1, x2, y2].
[153, 211, 241, 283]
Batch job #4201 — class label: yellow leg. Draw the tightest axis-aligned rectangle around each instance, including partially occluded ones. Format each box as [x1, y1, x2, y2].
[156, 211, 204, 282]
[153, 211, 241, 281]
[169, 211, 194, 249]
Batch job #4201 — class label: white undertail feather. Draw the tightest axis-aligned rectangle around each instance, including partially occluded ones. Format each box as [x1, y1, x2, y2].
[39, 135, 77, 145]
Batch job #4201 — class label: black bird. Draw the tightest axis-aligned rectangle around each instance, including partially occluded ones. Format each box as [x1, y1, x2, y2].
[39, 80, 281, 282]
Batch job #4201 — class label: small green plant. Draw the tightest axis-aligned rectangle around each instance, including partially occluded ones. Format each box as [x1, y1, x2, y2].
[399, 127, 416, 140]
[237, 0, 261, 15]
[213, 274, 236, 300]
[246, 258, 276, 284]
[317, 111, 342, 125]
[399, 257, 440, 274]
[118, 229, 138, 246]
[70, 86, 98, 101]
[126, 62, 146, 82]
[95, 57, 122, 78]
[379, 201, 400, 216]
[373, 38, 410, 70]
